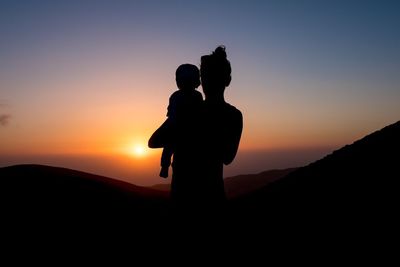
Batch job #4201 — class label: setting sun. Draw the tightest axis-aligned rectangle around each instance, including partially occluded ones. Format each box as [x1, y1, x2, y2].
[129, 144, 148, 158]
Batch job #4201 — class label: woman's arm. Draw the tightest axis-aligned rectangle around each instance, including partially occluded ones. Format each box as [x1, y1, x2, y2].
[148, 119, 173, 148]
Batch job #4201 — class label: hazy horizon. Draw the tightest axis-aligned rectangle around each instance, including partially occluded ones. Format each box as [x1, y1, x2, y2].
[0, 146, 339, 186]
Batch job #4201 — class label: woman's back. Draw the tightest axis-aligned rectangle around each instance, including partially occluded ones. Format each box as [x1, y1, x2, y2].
[197, 101, 242, 202]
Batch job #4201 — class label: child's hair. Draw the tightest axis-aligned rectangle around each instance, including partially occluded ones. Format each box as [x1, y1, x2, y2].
[175, 64, 200, 90]
[200, 45, 232, 88]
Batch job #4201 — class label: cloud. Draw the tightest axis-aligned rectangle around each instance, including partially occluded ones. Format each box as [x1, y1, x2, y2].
[0, 114, 11, 126]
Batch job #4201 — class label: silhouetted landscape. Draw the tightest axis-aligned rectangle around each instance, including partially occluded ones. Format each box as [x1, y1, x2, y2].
[1, 121, 398, 232]
[0, 165, 169, 230]
[151, 167, 297, 198]
[1, 1, 399, 253]
[230, 120, 399, 232]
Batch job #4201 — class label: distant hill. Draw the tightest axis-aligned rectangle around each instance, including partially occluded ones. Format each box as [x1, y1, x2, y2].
[233, 121, 400, 225]
[224, 168, 297, 198]
[0, 164, 169, 226]
[149, 168, 297, 198]
[150, 183, 170, 191]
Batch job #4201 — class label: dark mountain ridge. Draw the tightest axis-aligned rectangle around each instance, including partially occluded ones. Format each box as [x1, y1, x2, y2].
[232, 121, 399, 226]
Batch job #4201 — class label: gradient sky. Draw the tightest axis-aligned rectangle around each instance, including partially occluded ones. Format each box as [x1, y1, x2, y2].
[1, 1, 399, 185]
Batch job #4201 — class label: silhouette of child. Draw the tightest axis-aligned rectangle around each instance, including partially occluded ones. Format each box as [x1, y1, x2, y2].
[158, 64, 203, 178]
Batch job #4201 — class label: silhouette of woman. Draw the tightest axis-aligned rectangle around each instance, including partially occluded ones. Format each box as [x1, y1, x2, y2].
[149, 46, 242, 210]
[197, 46, 243, 205]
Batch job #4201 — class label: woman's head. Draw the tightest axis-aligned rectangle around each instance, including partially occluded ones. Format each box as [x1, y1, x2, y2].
[200, 46, 231, 99]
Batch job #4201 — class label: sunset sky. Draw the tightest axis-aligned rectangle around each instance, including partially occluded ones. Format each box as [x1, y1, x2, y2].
[1, 1, 399, 185]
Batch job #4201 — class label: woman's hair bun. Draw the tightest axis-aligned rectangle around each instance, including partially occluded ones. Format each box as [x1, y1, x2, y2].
[213, 45, 227, 59]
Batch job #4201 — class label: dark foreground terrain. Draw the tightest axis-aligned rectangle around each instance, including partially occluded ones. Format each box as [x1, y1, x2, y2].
[1, 121, 398, 239]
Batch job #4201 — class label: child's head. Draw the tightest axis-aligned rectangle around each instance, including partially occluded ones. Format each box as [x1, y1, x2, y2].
[175, 64, 200, 90]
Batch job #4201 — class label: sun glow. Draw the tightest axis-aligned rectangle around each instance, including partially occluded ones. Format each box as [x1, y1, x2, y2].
[128, 144, 148, 158]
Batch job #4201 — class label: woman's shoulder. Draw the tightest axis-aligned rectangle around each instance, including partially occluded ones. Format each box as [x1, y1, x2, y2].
[221, 103, 243, 126]
[224, 102, 242, 117]
[194, 90, 204, 100]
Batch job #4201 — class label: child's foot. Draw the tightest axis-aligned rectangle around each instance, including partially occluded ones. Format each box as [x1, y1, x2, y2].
[159, 167, 169, 178]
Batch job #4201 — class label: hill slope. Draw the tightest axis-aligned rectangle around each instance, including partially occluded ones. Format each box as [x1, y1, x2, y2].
[234, 121, 399, 223]
[0, 164, 168, 224]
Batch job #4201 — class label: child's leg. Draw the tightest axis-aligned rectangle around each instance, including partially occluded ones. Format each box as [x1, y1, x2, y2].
[160, 146, 173, 178]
